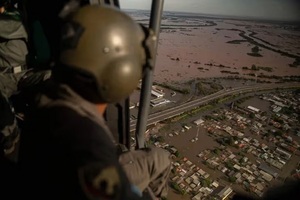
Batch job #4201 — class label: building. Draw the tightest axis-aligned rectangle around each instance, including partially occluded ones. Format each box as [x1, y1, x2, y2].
[151, 89, 164, 98]
[280, 143, 297, 154]
[258, 163, 279, 178]
[139, 84, 165, 98]
[151, 86, 165, 98]
[275, 147, 292, 160]
[150, 98, 170, 107]
[194, 118, 204, 126]
[259, 170, 273, 182]
[212, 186, 233, 200]
[212, 181, 219, 188]
[183, 125, 192, 130]
[247, 106, 260, 113]
[192, 192, 203, 200]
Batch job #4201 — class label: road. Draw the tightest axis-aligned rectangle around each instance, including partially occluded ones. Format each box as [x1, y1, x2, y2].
[130, 83, 299, 132]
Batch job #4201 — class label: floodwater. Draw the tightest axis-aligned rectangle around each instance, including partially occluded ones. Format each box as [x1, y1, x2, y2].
[154, 19, 300, 83]
[240, 97, 272, 112]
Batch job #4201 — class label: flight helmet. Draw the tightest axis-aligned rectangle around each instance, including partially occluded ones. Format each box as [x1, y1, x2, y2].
[58, 5, 148, 103]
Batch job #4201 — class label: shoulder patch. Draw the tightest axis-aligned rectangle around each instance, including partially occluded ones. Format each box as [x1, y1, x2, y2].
[78, 163, 121, 200]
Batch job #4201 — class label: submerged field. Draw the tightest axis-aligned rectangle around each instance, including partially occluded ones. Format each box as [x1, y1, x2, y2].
[127, 10, 300, 85]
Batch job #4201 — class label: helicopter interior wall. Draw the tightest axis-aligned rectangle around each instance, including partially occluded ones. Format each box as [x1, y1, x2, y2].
[22, 0, 93, 67]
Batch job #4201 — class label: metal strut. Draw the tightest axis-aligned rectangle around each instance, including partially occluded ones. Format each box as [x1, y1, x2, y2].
[135, 0, 164, 149]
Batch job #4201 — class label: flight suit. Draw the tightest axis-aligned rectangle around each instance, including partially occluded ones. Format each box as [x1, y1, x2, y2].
[119, 147, 171, 197]
[19, 80, 170, 199]
[0, 8, 51, 158]
[0, 8, 27, 157]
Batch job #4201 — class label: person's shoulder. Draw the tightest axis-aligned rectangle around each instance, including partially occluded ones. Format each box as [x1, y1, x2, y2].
[36, 104, 112, 144]
[36, 105, 97, 131]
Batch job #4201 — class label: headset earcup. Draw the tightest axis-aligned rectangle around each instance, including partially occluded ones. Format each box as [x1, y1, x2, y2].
[99, 57, 142, 103]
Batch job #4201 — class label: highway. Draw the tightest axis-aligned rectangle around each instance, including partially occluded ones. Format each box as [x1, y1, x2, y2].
[130, 83, 299, 131]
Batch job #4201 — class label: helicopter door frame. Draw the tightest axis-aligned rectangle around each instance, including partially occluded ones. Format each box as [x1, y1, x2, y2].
[135, 0, 164, 149]
[100, 0, 164, 150]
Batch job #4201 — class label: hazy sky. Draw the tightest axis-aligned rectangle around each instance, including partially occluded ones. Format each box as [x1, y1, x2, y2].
[121, 0, 300, 21]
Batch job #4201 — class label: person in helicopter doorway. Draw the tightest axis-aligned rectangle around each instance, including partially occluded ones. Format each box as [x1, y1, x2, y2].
[19, 5, 171, 200]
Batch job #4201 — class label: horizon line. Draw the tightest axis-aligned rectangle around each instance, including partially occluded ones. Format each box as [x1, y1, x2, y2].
[123, 8, 300, 23]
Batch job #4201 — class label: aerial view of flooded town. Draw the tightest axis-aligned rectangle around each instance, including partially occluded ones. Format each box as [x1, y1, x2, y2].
[126, 3, 300, 200]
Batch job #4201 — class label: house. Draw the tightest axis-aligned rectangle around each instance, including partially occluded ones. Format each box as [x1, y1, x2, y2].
[234, 172, 241, 179]
[254, 189, 263, 197]
[259, 170, 273, 182]
[171, 176, 179, 181]
[183, 125, 192, 130]
[194, 118, 204, 126]
[179, 183, 186, 189]
[190, 183, 197, 189]
[228, 171, 235, 177]
[191, 174, 198, 180]
[186, 186, 192, 193]
[233, 164, 241, 171]
[212, 181, 219, 188]
[255, 183, 264, 191]
[253, 171, 260, 177]
[185, 177, 192, 184]
[248, 175, 255, 183]
[176, 177, 183, 184]
[198, 169, 206, 177]
[221, 167, 228, 173]
[213, 186, 233, 200]
[275, 148, 292, 160]
[186, 160, 193, 166]
[192, 192, 203, 200]
[243, 138, 251, 143]
[193, 179, 200, 187]
[170, 147, 178, 154]
[247, 106, 260, 113]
